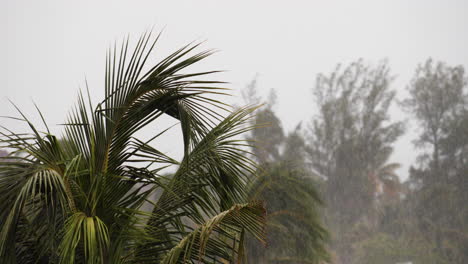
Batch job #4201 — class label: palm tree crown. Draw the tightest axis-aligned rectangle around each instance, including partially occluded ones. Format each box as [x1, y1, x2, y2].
[0, 32, 266, 264]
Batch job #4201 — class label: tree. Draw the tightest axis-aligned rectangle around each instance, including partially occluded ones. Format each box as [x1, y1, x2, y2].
[306, 59, 404, 263]
[403, 58, 466, 182]
[242, 82, 284, 164]
[242, 83, 329, 264]
[247, 161, 329, 264]
[403, 58, 468, 262]
[0, 33, 266, 263]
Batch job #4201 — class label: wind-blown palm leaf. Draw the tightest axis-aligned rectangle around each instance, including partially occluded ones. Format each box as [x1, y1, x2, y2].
[160, 202, 265, 264]
[133, 105, 261, 262]
[0, 32, 265, 263]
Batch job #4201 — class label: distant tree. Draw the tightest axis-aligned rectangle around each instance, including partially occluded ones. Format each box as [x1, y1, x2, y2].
[371, 162, 401, 202]
[247, 160, 329, 264]
[242, 83, 284, 164]
[403, 59, 468, 262]
[242, 82, 329, 264]
[403, 58, 466, 182]
[307, 59, 404, 263]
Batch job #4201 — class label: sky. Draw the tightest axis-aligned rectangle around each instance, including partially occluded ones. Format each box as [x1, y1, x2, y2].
[2, 0, 468, 180]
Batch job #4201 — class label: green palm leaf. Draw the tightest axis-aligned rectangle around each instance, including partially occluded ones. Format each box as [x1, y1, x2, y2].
[0, 32, 265, 264]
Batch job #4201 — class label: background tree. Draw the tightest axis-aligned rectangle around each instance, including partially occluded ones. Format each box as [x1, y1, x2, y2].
[306, 59, 404, 263]
[403, 58, 466, 182]
[242, 82, 329, 264]
[242, 81, 284, 164]
[403, 59, 468, 262]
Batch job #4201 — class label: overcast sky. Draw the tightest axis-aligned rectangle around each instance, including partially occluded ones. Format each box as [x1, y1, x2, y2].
[2, 0, 468, 180]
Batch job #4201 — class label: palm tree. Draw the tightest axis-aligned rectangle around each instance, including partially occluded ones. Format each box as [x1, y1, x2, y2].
[0, 32, 266, 264]
[242, 101, 329, 263]
[247, 162, 329, 264]
[370, 162, 402, 204]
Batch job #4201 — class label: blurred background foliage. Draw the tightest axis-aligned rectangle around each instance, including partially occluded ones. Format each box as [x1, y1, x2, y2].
[240, 58, 468, 264]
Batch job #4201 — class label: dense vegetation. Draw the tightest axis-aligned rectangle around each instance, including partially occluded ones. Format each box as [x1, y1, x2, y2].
[243, 59, 468, 263]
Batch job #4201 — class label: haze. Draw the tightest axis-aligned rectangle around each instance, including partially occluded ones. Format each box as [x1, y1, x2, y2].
[2, 0, 468, 181]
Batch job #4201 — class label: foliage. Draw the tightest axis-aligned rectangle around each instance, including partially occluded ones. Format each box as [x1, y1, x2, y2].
[242, 83, 329, 264]
[247, 161, 329, 264]
[403, 58, 466, 179]
[353, 232, 449, 264]
[0, 33, 266, 263]
[403, 58, 468, 263]
[306, 59, 404, 263]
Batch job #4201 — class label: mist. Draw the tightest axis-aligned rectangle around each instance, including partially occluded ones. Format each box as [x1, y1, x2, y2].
[2, 1, 468, 263]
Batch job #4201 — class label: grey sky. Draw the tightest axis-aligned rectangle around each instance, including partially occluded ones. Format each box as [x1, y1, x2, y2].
[2, 0, 468, 180]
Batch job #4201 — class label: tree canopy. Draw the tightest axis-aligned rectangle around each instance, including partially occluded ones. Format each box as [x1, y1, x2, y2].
[0, 33, 266, 264]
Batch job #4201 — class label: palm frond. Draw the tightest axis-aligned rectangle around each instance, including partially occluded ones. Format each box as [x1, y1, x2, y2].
[0, 32, 266, 264]
[160, 202, 265, 264]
